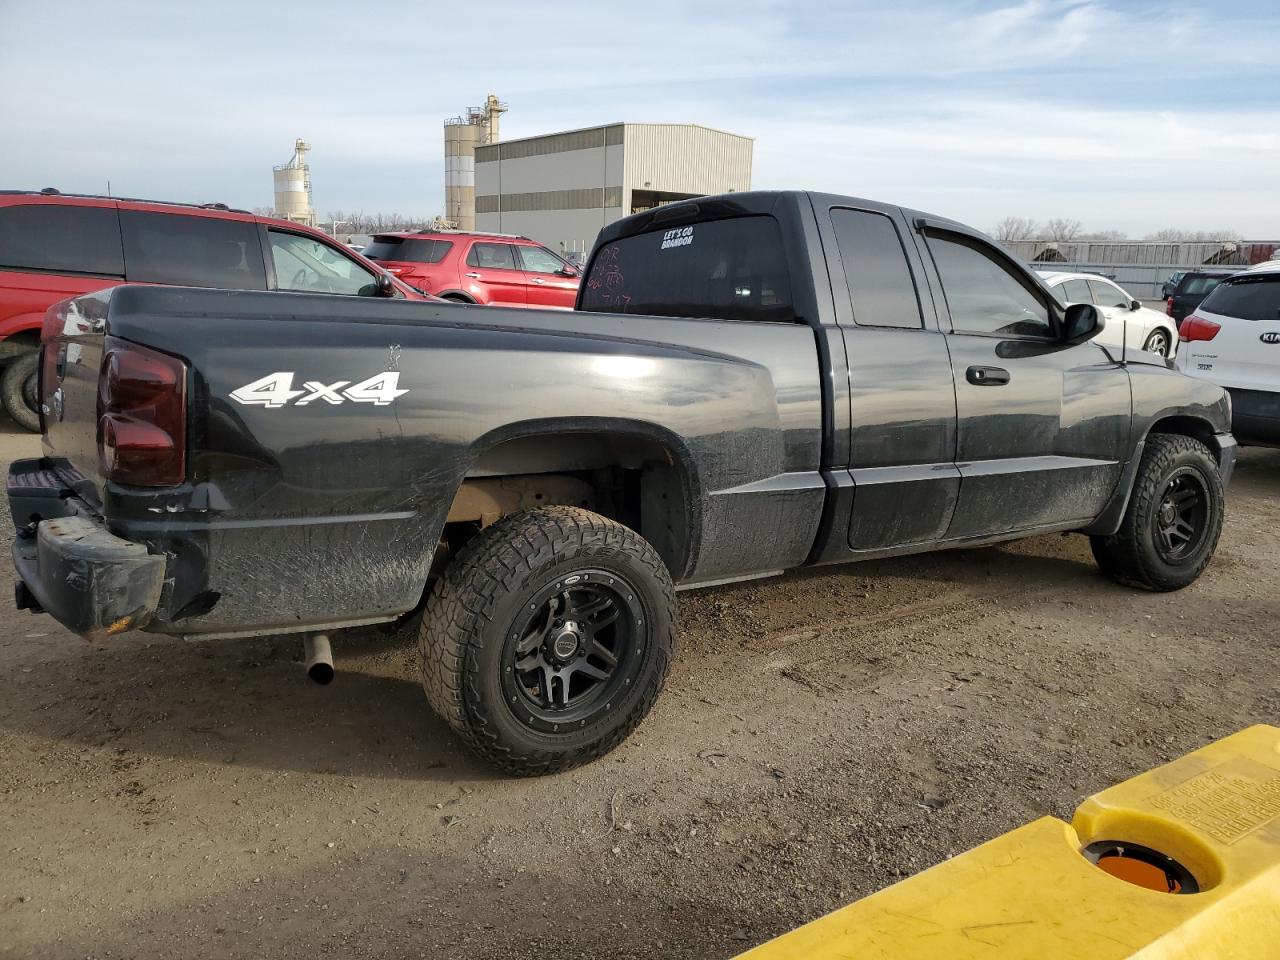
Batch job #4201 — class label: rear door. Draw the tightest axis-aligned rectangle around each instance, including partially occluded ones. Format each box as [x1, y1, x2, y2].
[919, 227, 1130, 538]
[464, 241, 527, 307]
[515, 243, 579, 309]
[820, 204, 960, 550]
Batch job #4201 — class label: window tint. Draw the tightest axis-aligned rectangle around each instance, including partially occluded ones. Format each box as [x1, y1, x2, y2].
[0, 203, 124, 276]
[466, 242, 517, 270]
[121, 211, 265, 289]
[1059, 279, 1092, 303]
[362, 236, 452, 263]
[1088, 279, 1129, 308]
[269, 231, 380, 296]
[517, 244, 569, 275]
[1198, 275, 1280, 321]
[927, 234, 1051, 338]
[579, 215, 794, 323]
[830, 209, 922, 329]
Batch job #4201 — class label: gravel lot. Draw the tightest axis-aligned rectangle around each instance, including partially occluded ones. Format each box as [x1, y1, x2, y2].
[1, 419, 1277, 959]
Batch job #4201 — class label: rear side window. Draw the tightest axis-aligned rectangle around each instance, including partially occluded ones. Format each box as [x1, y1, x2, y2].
[580, 215, 794, 323]
[1059, 279, 1092, 303]
[0, 203, 124, 276]
[1199, 275, 1280, 322]
[466, 242, 517, 270]
[830, 208, 922, 329]
[363, 237, 452, 263]
[1179, 276, 1226, 296]
[121, 211, 266, 290]
[926, 234, 1052, 338]
[1088, 279, 1129, 308]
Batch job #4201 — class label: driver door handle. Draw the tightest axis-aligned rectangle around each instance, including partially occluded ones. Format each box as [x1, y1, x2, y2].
[465, 272, 481, 279]
[966, 365, 1010, 386]
[529, 277, 545, 284]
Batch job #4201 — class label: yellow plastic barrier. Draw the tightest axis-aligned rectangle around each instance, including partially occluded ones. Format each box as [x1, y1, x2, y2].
[735, 724, 1280, 959]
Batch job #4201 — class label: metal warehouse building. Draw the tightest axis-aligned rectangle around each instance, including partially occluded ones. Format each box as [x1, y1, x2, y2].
[474, 123, 753, 258]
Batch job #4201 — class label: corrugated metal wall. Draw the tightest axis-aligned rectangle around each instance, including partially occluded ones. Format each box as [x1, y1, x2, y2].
[621, 124, 753, 199]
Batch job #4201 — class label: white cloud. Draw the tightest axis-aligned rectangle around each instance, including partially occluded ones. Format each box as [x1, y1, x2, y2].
[1, 0, 1277, 232]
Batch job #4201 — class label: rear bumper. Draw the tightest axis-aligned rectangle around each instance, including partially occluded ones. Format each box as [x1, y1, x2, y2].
[1227, 388, 1280, 448]
[8, 458, 164, 639]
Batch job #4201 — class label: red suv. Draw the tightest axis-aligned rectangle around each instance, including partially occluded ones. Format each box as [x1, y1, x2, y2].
[0, 190, 426, 431]
[362, 231, 581, 309]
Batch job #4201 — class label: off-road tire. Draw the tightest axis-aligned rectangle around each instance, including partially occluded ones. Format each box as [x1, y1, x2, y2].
[2, 353, 40, 432]
[1090, 434, 1224, 591]
[419, 506, 675, 776]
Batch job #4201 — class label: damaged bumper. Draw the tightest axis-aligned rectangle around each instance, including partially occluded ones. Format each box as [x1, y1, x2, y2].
[8, 458, 164, 639]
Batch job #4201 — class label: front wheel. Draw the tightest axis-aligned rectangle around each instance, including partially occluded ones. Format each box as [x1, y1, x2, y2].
[1090, 434, 1224, 591]
[1143, 328, 1172, 358]
[1, 353, 40, 432]
[419, 506, 675, 775]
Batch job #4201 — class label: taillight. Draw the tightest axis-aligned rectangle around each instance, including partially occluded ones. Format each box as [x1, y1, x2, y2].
[1165, 298, 1174, 317]
[97, 337, 187, 486]
[1179, 315, 1221, 343]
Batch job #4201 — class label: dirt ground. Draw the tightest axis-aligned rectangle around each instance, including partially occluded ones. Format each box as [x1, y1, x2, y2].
[1, 418, 1277, 960]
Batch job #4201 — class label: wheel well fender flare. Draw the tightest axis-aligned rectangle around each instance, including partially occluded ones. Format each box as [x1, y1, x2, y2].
[461, 417, 704, 579]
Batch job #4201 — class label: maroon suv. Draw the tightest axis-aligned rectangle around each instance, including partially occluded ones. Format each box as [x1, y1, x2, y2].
[362, 231, 581, 309]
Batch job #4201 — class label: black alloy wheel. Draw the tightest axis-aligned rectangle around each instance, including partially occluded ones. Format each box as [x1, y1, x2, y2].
[503, 574, 642, 733]
[1152, 470, 1208, 563]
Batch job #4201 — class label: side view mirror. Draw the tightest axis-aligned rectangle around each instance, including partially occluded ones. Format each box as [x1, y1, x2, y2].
[375, 272, 395, 297]
[1129, 300, 1141, 312]
[559, 265, 579, 277]
[1062, 302, 1104, 345]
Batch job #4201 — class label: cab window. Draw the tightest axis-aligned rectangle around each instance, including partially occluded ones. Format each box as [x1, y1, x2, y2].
[926, 234, 1052, 338]
[269, 231, 380, 296]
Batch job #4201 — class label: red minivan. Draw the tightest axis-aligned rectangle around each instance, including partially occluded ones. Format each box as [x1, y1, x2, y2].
[362, 231, 581, 310]
[0, 189, 426, 431]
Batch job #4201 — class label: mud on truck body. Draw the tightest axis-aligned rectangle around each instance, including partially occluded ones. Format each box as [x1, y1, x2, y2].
[9, 191, 1235, 774]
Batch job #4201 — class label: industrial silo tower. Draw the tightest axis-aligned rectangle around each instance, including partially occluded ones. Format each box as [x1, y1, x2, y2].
[273, 138, 315, 226]
[443, 95, 506, 231]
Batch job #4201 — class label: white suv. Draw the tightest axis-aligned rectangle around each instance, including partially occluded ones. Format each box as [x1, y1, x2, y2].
[1175, 264, 1280, 446]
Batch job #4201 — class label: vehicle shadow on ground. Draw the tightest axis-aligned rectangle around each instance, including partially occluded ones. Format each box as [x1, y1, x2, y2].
[0, 623, 498, 783]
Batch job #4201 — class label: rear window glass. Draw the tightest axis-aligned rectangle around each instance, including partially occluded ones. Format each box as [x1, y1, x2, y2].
[580, 215, 794, 323]
[363, 237, 452, 263]
[1179, 275, 1227, 296]
[121, 211, 266, 290]
[1199, 275, 1280, 322]
[0, 203, 124, 276]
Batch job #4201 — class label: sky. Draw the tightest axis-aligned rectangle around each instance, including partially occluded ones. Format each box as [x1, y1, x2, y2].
[2, 0, 1278, 236]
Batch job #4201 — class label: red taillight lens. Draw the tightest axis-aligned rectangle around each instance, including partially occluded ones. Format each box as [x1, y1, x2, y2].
[97, 337, 187, 486]
[1179, 315, 1221, 343]
[1165, 298, 1174, 317]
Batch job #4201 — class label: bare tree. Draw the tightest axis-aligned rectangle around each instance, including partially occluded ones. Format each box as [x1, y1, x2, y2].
[991, 216, 1040, 241]
[252, 206, 275, 217]
[1043, 218, 1083, 241]
[1144, 228, 1243, 242]
[1079, 229, 1129, 242]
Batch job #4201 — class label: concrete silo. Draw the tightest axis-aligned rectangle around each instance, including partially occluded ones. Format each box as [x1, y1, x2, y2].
[443, 95, 506, 231]
[273, 139, 315, 226]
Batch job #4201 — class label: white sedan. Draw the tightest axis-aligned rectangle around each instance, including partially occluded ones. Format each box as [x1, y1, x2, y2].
[1037, 271, 1178, 358]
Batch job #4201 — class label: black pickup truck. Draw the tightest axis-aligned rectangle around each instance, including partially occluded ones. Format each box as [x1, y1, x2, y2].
[9, 191, 1235, 775]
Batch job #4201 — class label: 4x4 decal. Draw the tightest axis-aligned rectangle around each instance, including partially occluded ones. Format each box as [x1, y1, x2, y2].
[230, 372, 408, 408]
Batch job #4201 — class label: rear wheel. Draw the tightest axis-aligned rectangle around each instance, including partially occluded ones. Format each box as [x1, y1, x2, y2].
[1090, 434, 1223, 591]
[1, 353, 40, 432]
[1143, 328, 1172, 358]
[419, 506, 675, 775]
